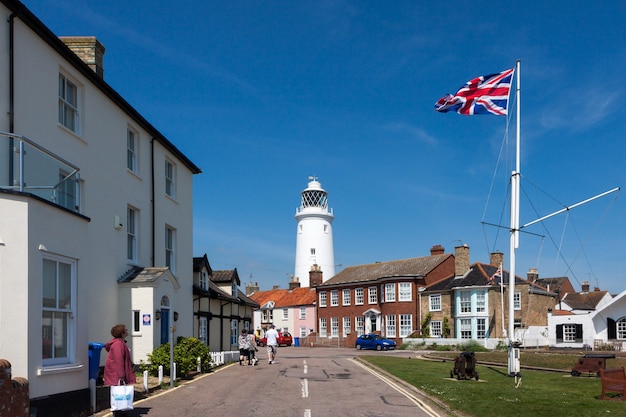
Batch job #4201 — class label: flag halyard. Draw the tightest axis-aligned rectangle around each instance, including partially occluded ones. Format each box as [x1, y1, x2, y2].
[435, 68, 515, 115]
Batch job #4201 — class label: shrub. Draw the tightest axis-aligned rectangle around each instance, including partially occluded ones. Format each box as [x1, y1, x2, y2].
[140, 337, 212, 377]
[460, 340, 488, 352]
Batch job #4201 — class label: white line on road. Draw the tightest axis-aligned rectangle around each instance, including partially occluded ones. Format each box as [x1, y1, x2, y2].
[303, 359, 308, 374]
[350, 359, 442, 417]
[304, 409, 311, 417]
[301, 378, 309, 398]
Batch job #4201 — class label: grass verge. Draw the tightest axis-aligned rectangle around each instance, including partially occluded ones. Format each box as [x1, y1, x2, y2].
[361, 354, 626, 417]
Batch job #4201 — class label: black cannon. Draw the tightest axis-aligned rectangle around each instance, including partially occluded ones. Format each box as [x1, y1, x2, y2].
[571, 353, 615, 377]
[450, 351, 479, 380]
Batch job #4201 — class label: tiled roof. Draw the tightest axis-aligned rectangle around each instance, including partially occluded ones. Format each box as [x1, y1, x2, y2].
[426, 263, 525, 291]
[562, 291, 610, 310]
[212, 269, 240, 285]
[318, 253, 452, 286]
[193, 254, 212, 274]
[249, 287, 316, 308]
[535, 277, 572, 295]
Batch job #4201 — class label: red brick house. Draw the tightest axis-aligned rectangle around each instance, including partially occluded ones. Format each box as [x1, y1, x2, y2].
[315, 245, 456, 345]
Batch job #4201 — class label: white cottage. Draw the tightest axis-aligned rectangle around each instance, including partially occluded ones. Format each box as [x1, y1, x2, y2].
[0, 0, 201, 414]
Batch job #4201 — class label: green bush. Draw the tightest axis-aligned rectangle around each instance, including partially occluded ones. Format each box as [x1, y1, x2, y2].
[140, 337, 212, 377]
[460, 340, 489, 352]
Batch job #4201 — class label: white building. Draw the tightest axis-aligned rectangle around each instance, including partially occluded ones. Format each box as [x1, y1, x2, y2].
[0, 1, 200, 413]
[294, 177, 335, 285]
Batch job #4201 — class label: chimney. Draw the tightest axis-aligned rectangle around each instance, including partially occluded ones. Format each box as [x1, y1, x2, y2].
[581, 281, 590, 293]
[430, 244, 445, 255]
[490, 251, 504, 267]
[246, 282, 259, 296]
[60, 36, 105, 78]
[272, 285, 280, 290]
[527, 268, 539, 283]
[289, 276, 301, 290]
[454, 244, 470, 277]
[309, 264, 323, 288]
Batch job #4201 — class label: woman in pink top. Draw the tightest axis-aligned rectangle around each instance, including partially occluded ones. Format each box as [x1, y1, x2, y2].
[104, 324, 136, 386]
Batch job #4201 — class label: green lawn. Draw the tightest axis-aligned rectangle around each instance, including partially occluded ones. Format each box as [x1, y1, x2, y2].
[361, 353, 626, 417]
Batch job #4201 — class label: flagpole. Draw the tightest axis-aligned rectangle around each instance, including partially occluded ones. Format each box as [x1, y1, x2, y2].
[499, 262, 505, 336]
[508, 59, 522, 380]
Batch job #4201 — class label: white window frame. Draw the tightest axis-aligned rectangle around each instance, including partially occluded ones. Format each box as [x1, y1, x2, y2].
[386, 314, 396, 338]
[282, 308, 288, 320]
[514, 292, 522, 310]
[165, 159, 176, 199]
[399, 314, 412, 338]
[331, 317, 339, 337]
[617, 318, 626, 339]
[58, 73, 80, 133]
[42, 254, 76, 366]
[165, 226, 176, 273]
[459, 318, 472, 339]
[476, 291, 486, 313]
[385, 283, 395, 302]
[563, 323, 577, 342]
[429, 294, 441, 311]
[319, 317, 327, 337]
[127, 206, 138, 263]
[355, 288, 364, 305]
[459, 290, 471, 313]
[430, 320, 442, 338]
[343, 317, 351, 337]
[299, 307, 306, 319]
[199, 317, 208, 344]
[477, 318, 486, 339]
[368, 287, 377, 304]
[356, 316, 365, 335]
[342, 289, 351, 305]
[300, 326, 307, 338]
[330, 290, 339, 306]
[200, 270, 208, 290]
[127, 127, 138, 173]
[319, 291, 327, 307]
[399, 282, 412, 301]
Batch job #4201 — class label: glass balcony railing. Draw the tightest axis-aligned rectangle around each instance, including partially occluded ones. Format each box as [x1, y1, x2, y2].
[0, 131, 81, 212]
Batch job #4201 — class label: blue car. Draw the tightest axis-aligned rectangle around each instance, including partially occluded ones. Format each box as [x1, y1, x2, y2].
[355, 333, 396, 351]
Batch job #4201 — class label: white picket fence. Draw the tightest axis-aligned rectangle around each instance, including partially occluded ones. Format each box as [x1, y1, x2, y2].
[209, 350, 239, 367]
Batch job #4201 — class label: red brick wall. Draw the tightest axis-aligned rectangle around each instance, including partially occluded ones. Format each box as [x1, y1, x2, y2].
[0, 359, 29, 417]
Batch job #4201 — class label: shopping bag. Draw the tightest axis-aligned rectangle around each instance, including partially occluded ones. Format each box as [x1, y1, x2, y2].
[110, 383, 134, 411]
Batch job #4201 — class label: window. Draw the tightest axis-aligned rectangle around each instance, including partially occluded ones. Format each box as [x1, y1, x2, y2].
[58, 73, 79, 133]
[127, 128, 138, 172]
[330, 290, 339, 306]
[165, 160, 176, 198]
[386, 314, 396, 338]
[342, 289, 351, 305]
[399, 314, 412, 337]
[514, 292, 521, 310]
[355, 288, 364, 305]
[343, 317, 351, 337]
[460, 291, 471, 313]
[231, 281, 237, 296]
[563, 324, 577, 342]
[230, 320, 238, 346]
[310, 248, 316, 255]
[476, 291, 486, 313]
[319, 318, 327, 337]
[429, 294, 441, 311]
[368, 287, 377, 304]
[331, 317, 339, 337]
[132, 310, 141, 334]
[127, 207, 137, 262]
[356, 316, 365, 336]
[617, 318, 626, 339]
[430, 320, 442, 338]
[459, 318, 472, 339]
[300, 326, 307, 338]
[299, 307, 306, 319]
[200, 270, 208, 290]
[56, 170, 78, 211]
[477, 318, 486, 339]
[385, 283, 395, 302]
[42, 256, 75, 364]
[282, 309, 288, 320]
[319, 291, 327, 307]
[199, 317, 208, 344]
[165, 226, 175, 273]
[399, 283, 412, 301]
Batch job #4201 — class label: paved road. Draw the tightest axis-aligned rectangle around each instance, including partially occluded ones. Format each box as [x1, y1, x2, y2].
[97, 347, 447, 417]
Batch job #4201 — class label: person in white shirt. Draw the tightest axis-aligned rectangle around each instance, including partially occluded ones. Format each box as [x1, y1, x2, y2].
[265, 324, 279, 364]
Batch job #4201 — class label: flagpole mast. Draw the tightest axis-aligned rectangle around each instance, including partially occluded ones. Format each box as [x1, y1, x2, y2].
[508, 59, 522, 380]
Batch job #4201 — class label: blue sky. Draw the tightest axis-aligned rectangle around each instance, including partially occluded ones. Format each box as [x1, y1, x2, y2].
[23, 1, 626, 293]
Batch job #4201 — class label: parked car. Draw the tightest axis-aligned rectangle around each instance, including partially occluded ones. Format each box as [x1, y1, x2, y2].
[257, 331, 293, 347]
[355, 333, 396, 351]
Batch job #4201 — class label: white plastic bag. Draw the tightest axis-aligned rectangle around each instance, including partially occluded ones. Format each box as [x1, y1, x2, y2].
[110, 383, 134, 411]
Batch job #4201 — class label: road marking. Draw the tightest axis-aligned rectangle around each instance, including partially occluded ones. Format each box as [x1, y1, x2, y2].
[351, 359, 442, 417]
[303, 359, 308, 374]
[304, 409, 311, 417]
[301, 378, 309, 398]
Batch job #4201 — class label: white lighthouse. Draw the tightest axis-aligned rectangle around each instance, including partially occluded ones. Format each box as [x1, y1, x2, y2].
[294, 176, 335, 286]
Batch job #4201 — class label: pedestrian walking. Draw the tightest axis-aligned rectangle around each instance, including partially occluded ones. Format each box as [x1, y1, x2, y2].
[104, 324, 136, 417]
[265, 324, 279, 364]
[238, 328, 251, 365]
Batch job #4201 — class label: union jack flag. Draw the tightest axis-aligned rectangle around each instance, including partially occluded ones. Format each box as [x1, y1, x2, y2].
[434, 68, 515, 115]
